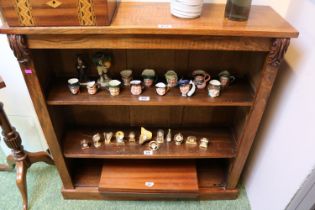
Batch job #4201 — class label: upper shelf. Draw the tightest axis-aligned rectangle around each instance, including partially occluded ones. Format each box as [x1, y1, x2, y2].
[47, 79, 254, 107]
[0, 3, 298, 38]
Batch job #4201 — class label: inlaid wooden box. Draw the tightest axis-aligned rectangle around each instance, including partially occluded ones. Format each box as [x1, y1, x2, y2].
[0, 0, 117, 26]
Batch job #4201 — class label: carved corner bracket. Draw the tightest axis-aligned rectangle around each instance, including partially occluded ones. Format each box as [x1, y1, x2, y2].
[7, 34, 30, 66]
[267, 38, 290, 68]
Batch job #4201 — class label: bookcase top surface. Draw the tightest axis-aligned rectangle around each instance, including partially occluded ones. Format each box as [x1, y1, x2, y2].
[0, 2, 298, 38]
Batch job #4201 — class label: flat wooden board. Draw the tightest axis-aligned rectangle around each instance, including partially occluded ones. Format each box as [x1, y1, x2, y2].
[98, 160, 199, 194]
[47, 79, 254, 107]
[63, 128, 236, 159]
[0, 3, 298, 38]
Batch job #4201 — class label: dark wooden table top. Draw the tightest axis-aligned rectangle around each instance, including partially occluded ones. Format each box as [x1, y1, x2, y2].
[0, 2, 298, 38]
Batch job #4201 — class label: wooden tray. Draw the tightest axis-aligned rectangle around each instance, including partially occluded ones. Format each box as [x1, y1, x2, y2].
[98, 160, 199, 195]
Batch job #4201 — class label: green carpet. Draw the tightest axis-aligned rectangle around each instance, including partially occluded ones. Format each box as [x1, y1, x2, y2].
[0, 149, 251, 210]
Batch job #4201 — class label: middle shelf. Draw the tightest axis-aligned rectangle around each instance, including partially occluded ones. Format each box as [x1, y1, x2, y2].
[47, 79, 254, 106]
[63, 127, 236, 159]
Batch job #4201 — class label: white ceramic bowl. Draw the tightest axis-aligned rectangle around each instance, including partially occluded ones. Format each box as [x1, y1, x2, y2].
[170, 0, 203, 19]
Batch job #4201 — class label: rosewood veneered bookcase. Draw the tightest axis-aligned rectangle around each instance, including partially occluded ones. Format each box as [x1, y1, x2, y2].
[0, 3, 298, 200]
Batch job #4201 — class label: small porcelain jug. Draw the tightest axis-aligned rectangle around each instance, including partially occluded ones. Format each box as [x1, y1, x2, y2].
[179, 79, 196, 97]
[192, 70, 211, 89]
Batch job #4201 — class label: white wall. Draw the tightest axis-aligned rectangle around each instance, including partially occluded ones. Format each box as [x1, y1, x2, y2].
[244, 0, 315, 210]
[0, 19, 48, 155]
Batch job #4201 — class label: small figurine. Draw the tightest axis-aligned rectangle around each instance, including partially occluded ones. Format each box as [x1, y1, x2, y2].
[120, 69, 133, 86]
[208, 80, 221, 98]
[166, 129, 172, 142]
[142, 69, 156, 87]
[68, 78, 80, 95]
[128, 131, 136, 143]
[149, 141, 160, 151]
[92, 133, 102, 148]
[179, 79, 196, 97]
[186, 136, 197, 145]
[218, 70, 236, 88]
[92, 52, 112, 87]
[108, 80, 121, 96]
[115, 131, 125, 144]
[192, 70, 211, 89]
[165, 70, 178, 88]
[156, 129, 164, 144]
[199, 137, 209, 149]
[104, 132, 113, 144]
[139, 127, 152, 145]
[155, 82, 168, 96]
[130, 80, 143, 96]
[81, 139, 91, 150]
[174, 133, 184, 145]
[76, 55, 89, 84]
[86, 81, 98, 95]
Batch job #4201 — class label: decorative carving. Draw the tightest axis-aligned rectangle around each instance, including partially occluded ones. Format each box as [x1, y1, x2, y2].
[13, 0, 35, 26]
[46, 0, 62, 8]
[7, 35, 30, 65]
[267, 38, 290, 68]
[78, 0, 96, 26]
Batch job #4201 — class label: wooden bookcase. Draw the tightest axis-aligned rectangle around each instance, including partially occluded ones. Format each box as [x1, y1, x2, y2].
[0, 2, 298, 200]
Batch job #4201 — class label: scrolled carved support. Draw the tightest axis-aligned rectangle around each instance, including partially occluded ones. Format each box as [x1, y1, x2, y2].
[7, 34, 30, 66]
[267, 38, 290, 68]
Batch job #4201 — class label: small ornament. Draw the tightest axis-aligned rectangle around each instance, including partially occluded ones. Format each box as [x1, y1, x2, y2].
[76, 54, 89, 84]
[139, 127, 153, 145]
[218, 70, 236, 88]
[208, 80, 221, 98]
[115, 131, 125, 144]
[192, 70, 211, 89]
[142, 69, 156, 87]
[92, 52, 112, 87]
[199, 137, 209, 149]
[86, 81, 98, 95]
[108, 80, 121, 96]
[179, 79, 196, 97]
[174, 133, 184, 145]
[186, 136, 197, 145]
[92, 133, 102, 148]
[68, 78, 80, 95]
[128, 131, 136, 143]
[156, 129, 164, 144]
[80, 139, 91, 150]
[165, 70, 178, 88]
[103, 132, 113, 144]
[149, 141, 160, 151]
[120, 69, 133, 86]
[166, 129, 172, 142]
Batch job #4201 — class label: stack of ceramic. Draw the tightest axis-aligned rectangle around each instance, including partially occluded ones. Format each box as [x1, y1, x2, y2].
[170, 0, 203, 19]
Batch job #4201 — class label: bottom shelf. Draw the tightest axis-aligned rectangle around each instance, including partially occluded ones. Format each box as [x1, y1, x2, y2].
[65, 159, 239, 200]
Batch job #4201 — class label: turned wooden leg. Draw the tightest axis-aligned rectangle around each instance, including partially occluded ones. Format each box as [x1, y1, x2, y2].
[0, 103, 54, 210]
[16, 161, 28, 210]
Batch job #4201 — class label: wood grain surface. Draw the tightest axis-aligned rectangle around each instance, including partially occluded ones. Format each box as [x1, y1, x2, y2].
[47, 79, 254, 107]
[63, 127, 236, 159]
[0, 3, 298, 38]
[98, 160, 198, 194]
